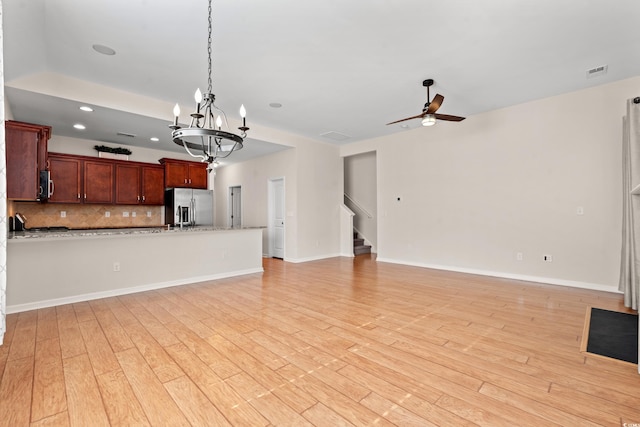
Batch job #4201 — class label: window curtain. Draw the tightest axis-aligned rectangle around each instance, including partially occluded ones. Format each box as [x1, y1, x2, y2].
[619, 97, 640, 311]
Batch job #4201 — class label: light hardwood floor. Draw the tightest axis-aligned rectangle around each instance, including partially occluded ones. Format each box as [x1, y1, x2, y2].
[1, 255, 639, 426]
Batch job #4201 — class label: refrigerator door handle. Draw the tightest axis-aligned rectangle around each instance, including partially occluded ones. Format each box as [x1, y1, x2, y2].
[191, 198, 196, 226]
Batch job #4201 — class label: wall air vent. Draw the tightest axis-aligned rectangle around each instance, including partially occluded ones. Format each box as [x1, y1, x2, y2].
[586, 65, 608, 79]
[116, 132, 137, 138]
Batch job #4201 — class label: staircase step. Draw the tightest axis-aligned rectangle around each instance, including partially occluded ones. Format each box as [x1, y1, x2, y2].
[353, 238, 364, 246]
[354, 245, 371, 255]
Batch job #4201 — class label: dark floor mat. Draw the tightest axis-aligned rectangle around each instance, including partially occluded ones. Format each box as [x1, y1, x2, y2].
[586, 308, 638, 364]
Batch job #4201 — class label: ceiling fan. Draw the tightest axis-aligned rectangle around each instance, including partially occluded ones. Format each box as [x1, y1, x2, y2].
[387, 79, 465, 127]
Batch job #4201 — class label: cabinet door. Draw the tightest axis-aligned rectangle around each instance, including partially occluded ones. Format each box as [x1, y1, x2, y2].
[188, 164, 208, 189]
[6, 123, 39, 200]
[84, 160, 114, 203]
[141, 166, 165, 205]
[115, 164, 141, 204]
[164, 162, 189, 188]
[48, 156, 81, 204]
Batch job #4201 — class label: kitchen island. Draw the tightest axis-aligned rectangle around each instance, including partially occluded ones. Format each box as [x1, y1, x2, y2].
[7, 226, 264, 312]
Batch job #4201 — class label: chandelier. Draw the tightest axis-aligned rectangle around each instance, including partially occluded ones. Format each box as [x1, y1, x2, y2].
[169, 0, 248, 164]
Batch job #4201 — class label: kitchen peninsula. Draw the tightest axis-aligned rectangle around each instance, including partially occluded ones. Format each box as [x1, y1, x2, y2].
[6, 226, 264, 313]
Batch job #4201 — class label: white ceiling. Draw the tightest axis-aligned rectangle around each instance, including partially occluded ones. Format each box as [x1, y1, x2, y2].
[3, 0, 640, 164]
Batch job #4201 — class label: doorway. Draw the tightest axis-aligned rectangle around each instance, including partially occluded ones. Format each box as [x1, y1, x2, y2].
[229, 185, 242, 228]
[268, 177, 285, 259]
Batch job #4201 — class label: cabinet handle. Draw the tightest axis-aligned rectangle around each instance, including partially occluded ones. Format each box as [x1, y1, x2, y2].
[137, 195, 140, 201]
[142, 195, 145, 202]
[84, 193, 87, 199]
[189, 179, 192, 184]
[77, 193, 81, 199]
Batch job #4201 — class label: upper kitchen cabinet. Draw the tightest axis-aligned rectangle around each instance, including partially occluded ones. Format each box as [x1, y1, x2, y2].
[48, 153, 82, 204]
[83, 159, 115, 204]
[6, 120, 51, 200]
[47, 153, 114, 204]
[159, 158, 208, 189]
[115, 163, 165, 205]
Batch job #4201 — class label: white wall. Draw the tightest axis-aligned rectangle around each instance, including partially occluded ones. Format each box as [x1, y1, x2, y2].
[344, 151, 377, 250]
[215, 137, 342, 262]
[294, 139, 343, 261]
[342, 76, 640, 291]
[49, 134, 196, 164]
[7, 229, 263, 311]
[0, 2, 6, 344]
[214, 148, 296, 256]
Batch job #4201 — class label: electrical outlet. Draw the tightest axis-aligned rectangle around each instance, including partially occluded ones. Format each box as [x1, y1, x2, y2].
[60, 211, 66, 218]
[516, 252, 523, 261]
[105, 211, 110, 218]
[543, 254, 553, 262]
[576, 206, 584, 215]
[123, 212, 129, 217]
[147, 211, 152, 218]
[113, 262, 120, 272]
[131, 212, 137, 218]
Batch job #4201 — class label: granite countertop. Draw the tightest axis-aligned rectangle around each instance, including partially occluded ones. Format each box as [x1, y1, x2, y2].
[8, 225, 265, 240]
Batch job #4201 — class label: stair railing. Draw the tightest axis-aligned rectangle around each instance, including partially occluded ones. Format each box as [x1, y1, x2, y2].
[344, 193, 373, 219]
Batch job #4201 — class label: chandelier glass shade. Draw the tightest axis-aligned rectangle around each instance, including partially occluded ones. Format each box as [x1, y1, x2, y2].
[169, 0, 248, 164]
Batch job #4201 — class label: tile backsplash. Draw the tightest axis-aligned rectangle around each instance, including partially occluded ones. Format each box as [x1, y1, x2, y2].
[10, 202, 163, 229]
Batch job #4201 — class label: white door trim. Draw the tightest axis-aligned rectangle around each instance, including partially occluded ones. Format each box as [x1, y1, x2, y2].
[268, 177, 285, 258]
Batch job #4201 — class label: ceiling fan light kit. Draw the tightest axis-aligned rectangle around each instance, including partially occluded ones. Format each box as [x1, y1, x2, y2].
[421, 114, 436, 127]
[169, 0, 249, 165]
[387, 78, 465, 127]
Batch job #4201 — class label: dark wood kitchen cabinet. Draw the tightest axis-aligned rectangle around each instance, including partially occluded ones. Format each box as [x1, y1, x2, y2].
[6, 120, 51, 200]
[159, 158, 208, 189]
[115, 163, 164, 205]
[47, 152, 166, 205]
[47, 153, 114, 204]
[83, 160, 115, 203]
[141, 165, 165, 204]
[48, 154, 82, 203]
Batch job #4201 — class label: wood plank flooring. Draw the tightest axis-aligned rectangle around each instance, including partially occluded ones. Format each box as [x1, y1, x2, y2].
[1, 255, 639, 426]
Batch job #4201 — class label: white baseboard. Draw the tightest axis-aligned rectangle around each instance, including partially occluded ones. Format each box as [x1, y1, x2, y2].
[6, 267, 264, 314]
[285, 253, 343, 264]
[375, 257, 620, 294]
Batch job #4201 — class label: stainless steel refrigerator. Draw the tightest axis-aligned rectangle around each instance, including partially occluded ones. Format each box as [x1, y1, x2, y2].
[165, 188, 214, 226]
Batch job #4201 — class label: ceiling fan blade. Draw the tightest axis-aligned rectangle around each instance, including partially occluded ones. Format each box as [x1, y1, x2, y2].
[426, 94, 444, 114]
[434, 113, 465, 122]
[386, 112, 426, 125]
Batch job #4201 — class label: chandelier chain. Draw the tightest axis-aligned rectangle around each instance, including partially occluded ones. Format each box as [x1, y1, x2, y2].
[207, 0, 213, 94]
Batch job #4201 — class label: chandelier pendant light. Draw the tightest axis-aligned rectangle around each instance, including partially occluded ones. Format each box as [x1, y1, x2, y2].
[169, 0, 249, 164]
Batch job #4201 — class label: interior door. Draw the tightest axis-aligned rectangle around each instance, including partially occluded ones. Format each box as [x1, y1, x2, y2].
[270, 178, 285, 259]
[229, 186, 242, 228]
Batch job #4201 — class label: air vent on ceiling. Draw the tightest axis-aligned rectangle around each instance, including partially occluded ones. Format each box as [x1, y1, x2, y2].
[586, 65, 608, 79]
[117, 132, 137, 138]
[320, 131, 351, 142]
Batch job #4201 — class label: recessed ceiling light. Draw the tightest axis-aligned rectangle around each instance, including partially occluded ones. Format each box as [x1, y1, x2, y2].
[79, 106, 93, 112]
[92, 44, 116, 56]
[269, 102, 283, 108]
[150, 137, 159, 142]
[73, 124, 86, 130]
